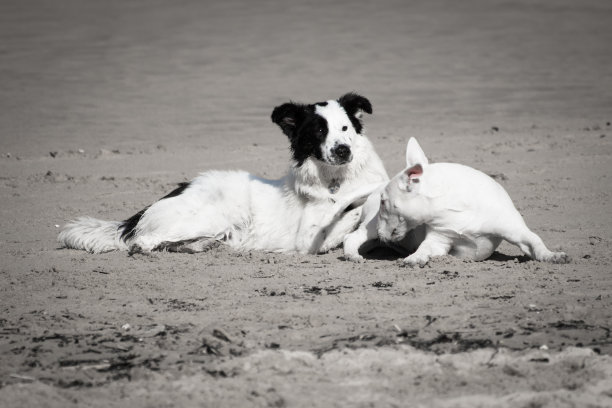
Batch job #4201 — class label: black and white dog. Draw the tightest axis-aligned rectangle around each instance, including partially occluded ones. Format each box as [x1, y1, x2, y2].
[58, 93, 389, 254]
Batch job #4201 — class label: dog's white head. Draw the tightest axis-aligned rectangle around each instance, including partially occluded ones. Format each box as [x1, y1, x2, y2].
[378, 137, 430, 242]
[271, 93, 372, 166]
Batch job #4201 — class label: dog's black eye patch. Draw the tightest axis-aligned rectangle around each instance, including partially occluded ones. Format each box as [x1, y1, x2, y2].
[342, 126, 348, 131]
[288, 113, 328, 165]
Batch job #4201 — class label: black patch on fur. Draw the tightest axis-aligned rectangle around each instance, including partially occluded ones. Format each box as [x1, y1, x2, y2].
[290, 110, 328, 165]
[119, 182, 190, 241]
[271, 102, 304, 139]
[161, 182, 190, 199]
[337, 92, 372, 135]
[272, 102, 331, 166]
[344, 202, 358, 213]
[119, 208, 148, 241]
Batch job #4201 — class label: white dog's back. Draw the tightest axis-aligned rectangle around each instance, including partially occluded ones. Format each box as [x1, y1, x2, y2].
[418, 163, 527, 260]
[421, 163, 522, 235]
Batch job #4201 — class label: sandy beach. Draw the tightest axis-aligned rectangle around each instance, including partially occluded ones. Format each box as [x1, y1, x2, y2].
[1, 0, 611, 406]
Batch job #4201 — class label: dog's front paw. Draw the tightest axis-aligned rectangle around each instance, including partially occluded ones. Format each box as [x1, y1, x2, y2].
[343, 231, 367, 263]
[344, 253, 364, 263]
[548, 251, 571, 264]
[401, 253, 430, 267]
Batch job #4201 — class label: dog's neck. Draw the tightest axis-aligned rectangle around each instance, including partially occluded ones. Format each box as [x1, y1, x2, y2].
[287, 158, 354, 200]
[286, 136, 380, 201]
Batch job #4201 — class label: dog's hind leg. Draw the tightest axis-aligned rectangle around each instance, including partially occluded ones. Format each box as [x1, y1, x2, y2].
[153, 235, 224, 254]
[502, 223, 570, 264]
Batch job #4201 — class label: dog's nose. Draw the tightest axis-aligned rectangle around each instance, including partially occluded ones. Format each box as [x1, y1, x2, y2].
[333, 144, 351, 161]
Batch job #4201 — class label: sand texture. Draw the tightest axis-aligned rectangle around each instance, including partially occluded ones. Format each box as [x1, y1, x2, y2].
[1, 0, 611, 406]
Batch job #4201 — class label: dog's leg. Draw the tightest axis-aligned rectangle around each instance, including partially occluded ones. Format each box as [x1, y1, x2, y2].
[296, 203, 326, 254]
[297, 183, 385, 254]
[343, 229, 369, 262]
[333, 183, 386, 216]
[402, 230, 452, 267]
[343, 189, 383, 261]
[503, 226, 570, 263]
[317, 206, 363, 254]
[153, 235, 225, 254]
[344, 211, 380, 262]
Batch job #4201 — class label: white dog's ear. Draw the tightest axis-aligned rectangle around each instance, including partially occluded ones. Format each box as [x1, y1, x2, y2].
[405, 163, 423, 180]
[405, 137, 429, 168]
[398, 163, 424, 191]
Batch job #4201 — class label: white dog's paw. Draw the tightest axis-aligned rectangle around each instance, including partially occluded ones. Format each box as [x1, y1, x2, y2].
[343, 231, 366, 262]
[400, 253, 430, 267]
[345, 252, 364, 263]
[546, 251, 571, 264]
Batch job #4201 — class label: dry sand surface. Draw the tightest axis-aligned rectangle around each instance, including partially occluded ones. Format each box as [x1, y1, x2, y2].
[1, 0, 612, 406]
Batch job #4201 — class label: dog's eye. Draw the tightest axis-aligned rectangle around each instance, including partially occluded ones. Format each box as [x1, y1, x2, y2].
[342, 126, 348, 132]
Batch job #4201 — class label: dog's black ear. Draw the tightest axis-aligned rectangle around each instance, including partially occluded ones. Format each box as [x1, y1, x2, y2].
[338, 93, 372, 134]
[271, 102, 303, 139]
[338, 92, 372, 119]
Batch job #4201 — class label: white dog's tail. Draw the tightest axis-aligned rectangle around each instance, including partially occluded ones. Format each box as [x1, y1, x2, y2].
[58, 217, 129, 253]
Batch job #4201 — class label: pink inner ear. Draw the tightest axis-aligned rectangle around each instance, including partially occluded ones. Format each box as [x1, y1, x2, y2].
[406, 164, 423, 180]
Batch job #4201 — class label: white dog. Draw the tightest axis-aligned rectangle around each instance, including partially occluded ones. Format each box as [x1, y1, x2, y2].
[345, 137, 570, 266]
[58, 93, 388, 254]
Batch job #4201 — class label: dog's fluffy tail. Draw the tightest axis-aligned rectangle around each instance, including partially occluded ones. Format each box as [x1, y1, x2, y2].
[58, 217, 129, 253]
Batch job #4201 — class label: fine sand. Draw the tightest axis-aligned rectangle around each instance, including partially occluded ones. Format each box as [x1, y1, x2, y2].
[1, 0, 611, 406]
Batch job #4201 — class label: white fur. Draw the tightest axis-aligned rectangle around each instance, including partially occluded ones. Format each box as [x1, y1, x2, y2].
[58, 100, 388, 254]
[315, 102, 357, 165]
[345, 137, 570, 265]
[58, 217, 127, 253]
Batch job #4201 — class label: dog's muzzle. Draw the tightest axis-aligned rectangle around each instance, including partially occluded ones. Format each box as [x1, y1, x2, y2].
[331, 144, 352, 164]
